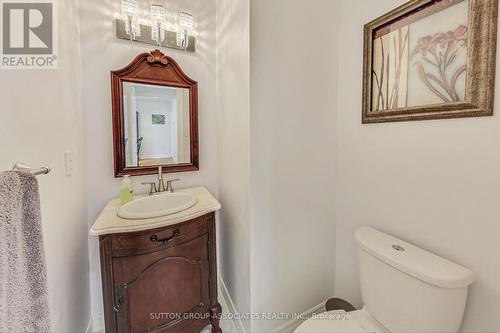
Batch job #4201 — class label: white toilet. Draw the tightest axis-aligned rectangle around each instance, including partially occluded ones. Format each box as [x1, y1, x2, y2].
[295, 227, 475, 333]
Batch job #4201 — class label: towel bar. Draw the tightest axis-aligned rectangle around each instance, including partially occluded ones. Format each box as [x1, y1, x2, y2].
[12, 163, 50, 176]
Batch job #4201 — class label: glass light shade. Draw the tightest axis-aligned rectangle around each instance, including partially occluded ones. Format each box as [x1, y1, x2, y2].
[122, 0, 141, 39]
[177, 12, 194, 48]
[179, 12, 194, 34]
[150, 4, 166, 44]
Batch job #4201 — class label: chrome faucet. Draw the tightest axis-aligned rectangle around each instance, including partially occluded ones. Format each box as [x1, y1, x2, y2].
[141, 166, 180, 196]
[157, 166, 166, 192]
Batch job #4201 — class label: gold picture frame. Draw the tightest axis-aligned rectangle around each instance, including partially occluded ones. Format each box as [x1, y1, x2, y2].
[362, 0, 498, 123]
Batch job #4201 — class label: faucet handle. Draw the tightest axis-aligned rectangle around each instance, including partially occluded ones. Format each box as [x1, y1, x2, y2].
[141, 182, 158, 196]
[165, 179, 180, 193]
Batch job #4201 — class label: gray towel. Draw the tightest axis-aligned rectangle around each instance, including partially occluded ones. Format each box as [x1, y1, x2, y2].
[0, 171, 50, 333]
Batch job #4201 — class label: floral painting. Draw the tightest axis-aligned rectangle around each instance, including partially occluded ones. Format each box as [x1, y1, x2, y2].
[410, 25, 467, 103]
[370, 0, 470, 112]
[363, 0, 497, 123]
[371, 27, 409, 111]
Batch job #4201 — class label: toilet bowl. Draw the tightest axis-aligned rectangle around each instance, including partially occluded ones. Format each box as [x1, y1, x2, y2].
[294, 227, 474, 333]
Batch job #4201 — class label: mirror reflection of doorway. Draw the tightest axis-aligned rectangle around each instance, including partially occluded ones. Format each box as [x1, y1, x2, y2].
[122, 82, 191, 168]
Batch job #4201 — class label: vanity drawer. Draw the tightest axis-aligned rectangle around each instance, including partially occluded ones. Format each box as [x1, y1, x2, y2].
[110, 216, 208, 252]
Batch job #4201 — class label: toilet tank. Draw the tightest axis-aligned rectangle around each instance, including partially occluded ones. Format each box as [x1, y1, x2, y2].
[355, 227, 474, 333]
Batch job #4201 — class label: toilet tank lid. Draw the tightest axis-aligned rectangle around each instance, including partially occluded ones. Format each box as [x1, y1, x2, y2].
[355, 227, 474, 289]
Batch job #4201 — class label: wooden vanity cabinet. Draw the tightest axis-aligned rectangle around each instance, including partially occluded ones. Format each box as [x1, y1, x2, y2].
[99, 213, 222, 333]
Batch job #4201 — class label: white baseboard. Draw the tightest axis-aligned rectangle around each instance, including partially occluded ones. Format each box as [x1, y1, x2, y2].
[84, 317, 92, 333]
[85, 314, 104, 333]
[93, 315, 104, 332]
[218, 275, 246, 333]
[270, 300, 326, 333]
[218, 275, 327, 333]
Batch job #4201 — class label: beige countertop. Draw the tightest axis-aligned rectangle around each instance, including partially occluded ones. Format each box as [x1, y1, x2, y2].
[89, 186, 221, 236]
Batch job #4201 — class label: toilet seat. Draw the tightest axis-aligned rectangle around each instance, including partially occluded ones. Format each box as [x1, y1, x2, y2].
[294, 308, 387, 333]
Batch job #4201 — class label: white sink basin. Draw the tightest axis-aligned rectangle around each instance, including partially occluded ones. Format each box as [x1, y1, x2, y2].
[118, 192, 198, 220]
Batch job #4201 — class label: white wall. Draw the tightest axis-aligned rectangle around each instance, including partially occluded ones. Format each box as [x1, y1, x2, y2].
[136, 99, 175, 160]
[78, 0, 218, 329]
[0, 0, 90, 331]
[249, 0, 338, 331]
[335, 0, 500, 331]
[216, 0, 252, 329]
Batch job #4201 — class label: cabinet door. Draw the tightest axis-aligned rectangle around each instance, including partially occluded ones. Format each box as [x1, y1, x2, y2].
[114, 234, 211, 333]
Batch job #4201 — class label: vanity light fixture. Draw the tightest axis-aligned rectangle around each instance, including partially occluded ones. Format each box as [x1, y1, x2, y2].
[121, 0, 141, 41]
[115, 5, 196, 52]
[177, 12, 194, 50]
[150, 4, 166, 46]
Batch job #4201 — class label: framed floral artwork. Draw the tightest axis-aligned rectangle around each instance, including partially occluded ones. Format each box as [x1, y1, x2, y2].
[362, 0, 498, 123]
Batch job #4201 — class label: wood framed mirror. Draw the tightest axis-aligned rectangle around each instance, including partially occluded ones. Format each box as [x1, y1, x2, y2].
[111, 50, 199, 177]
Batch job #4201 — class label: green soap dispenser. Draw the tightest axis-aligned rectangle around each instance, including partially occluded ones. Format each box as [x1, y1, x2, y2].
[120, 175, 134, 205]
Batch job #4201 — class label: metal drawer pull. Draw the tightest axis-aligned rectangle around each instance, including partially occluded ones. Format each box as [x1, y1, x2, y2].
[150, 230, 181, 245]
